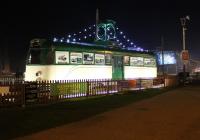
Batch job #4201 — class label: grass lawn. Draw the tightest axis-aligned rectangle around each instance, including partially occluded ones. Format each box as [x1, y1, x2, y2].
[0, 87, 175, 140]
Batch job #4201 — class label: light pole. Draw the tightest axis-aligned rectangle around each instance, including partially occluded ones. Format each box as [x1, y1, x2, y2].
[180, 15, 190, 83]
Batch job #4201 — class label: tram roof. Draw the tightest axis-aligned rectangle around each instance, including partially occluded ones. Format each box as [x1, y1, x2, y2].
[29, 39, 155, 57]
[51, 41, 154, 55]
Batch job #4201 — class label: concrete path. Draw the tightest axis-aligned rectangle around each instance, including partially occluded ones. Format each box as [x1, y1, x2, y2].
[16, 86, 200, 140]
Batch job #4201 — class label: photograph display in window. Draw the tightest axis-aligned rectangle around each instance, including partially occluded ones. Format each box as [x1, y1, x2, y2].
[95, 54, 105, 64]
[124, 56, 130, 65]
[144, 58, 156, 66]
[130, 57, 143, 66]
[55, 51, 69, 64]
[70, 52, 82, 64]
[83, 52, 94, 64]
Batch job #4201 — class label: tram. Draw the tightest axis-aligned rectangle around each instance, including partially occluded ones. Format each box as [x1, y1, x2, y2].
[25, 39, 157, 81]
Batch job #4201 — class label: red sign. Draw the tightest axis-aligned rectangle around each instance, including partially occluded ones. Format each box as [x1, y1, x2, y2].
[181, 50, 189, 61]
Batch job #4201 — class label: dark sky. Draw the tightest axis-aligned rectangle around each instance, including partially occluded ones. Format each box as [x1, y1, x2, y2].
[0, 0, 199, 72]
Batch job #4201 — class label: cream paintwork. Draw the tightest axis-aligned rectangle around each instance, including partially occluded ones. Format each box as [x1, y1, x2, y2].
[25, 65, 157, 81]
[25, 65, 112, 81]
[124, 66, 157, 79]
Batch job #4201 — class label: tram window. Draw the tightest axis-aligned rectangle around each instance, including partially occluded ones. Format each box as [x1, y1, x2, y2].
[130, 57, 144, 66]
[124, 56, 130, 65]
[83, 52, 94, 64]
[144, 58, 156, 66]
[46, 51, 55, 64]
[70, 52, 82, 64]
[55, 51, 69, 64]
[105, 54, 111, 65]
[27, 54, 31, 64]
[95, 54, 105, 65]
[30, 49, 41, 64]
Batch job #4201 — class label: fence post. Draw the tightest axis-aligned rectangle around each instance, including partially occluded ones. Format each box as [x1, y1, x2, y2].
[139, 79, 142, 90]
[117, 80, 121, 92]
[21, 83, 26, 108]
[163, 76, 166, 87]
[86, 81, 89, 97]
[107, 79, 109, 95]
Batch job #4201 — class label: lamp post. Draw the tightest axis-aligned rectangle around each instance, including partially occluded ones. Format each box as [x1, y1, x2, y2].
[180, 15, 190, 83]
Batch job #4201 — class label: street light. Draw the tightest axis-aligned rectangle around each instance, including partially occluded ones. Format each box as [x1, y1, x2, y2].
[180, 15, 190, 50]
[180, 15, 190, 83]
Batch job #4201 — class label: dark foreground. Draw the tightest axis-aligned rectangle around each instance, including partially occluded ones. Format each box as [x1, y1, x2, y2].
[17, 85, 200, 140]
[0, 87, 172, 140]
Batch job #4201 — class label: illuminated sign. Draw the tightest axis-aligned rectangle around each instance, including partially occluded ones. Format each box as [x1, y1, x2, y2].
[97, 20, 116, 41]
[156, 51, 176, 65]
[181, 50, 189, 61]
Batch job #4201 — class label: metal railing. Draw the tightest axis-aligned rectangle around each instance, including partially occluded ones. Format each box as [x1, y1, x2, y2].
[0, 78, 166, 107]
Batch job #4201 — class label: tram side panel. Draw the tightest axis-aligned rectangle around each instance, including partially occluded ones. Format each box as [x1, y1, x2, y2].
[25, 65, 112, 81]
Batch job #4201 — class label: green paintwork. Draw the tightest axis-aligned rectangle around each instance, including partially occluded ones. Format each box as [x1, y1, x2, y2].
[112, 55, 124, 80]
[27, 39, 157, 66]
[26, 39, 157, 80]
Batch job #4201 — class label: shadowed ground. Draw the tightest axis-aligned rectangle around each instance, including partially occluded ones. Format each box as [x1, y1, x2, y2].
[15, 85, 200, 140]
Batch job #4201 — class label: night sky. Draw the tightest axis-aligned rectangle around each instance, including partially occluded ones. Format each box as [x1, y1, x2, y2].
[0, 0, 199, 72]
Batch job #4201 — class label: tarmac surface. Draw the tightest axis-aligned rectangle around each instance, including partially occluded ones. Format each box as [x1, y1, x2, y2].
[16, 85, 200, 140]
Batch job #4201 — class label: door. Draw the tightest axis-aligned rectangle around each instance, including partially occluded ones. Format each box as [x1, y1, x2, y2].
[112, 55, 124, 80]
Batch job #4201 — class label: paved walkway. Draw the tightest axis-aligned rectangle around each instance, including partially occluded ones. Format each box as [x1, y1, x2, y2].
[16, 86, 200, 140]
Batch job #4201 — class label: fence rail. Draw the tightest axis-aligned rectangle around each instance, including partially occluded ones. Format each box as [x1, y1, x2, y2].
[0, 77, 24, 86]
[0, 78, 167, 107]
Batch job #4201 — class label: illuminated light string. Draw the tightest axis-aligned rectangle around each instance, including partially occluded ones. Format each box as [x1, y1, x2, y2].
[108, 26, 147, 52]
[115, 27, 137, 50]
[116, 27, 149, 52]
[55, 24, 96, 42]
[53, 24, 148, 52]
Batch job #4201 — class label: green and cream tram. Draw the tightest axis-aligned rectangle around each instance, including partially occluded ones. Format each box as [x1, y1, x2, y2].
[25, 39, 157, 81]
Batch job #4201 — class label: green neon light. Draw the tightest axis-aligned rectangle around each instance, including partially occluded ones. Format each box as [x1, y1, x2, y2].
[97, 20, 116, 41]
